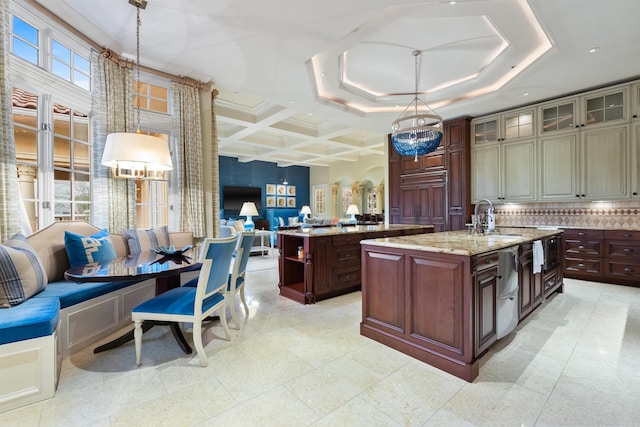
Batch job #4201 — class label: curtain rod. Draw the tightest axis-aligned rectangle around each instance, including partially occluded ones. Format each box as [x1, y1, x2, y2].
[27, 0, 207, 89]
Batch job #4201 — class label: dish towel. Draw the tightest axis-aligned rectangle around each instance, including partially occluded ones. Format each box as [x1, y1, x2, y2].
[532, 240, 544, 274]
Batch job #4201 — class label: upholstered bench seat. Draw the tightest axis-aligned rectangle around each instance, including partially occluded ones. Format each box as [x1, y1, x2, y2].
[33, 279, 143, 309]
[0, 297, 60, 346]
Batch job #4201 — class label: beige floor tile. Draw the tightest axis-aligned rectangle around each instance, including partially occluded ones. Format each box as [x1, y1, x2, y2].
[314, 397, 402, 427]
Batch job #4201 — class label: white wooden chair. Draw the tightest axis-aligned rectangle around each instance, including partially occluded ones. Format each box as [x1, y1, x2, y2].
[131, 236, 237, 367]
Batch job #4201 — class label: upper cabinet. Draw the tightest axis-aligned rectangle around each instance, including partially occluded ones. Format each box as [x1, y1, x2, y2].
[472, 108, 535, 146]
[539, 85, 629, 135]
[472, 80, 637, 203]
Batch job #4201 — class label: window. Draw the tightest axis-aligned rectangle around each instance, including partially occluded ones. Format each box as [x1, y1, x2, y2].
[51, 39, 91, 90]
[312, 184, 327, 217]
[135, 131, 170, 229]
[341, 186, 353, 215]
[52, 102, 91, 222]
[135, 80, 169, 113]
[13, 88, 40, 231]
[11, 15, 39, 65]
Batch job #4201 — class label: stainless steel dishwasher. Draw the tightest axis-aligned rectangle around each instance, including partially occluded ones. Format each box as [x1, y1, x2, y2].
[497, 246, 519, 339]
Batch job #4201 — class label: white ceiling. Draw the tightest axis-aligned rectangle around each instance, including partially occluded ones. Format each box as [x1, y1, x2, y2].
[37, 0, 640, 167]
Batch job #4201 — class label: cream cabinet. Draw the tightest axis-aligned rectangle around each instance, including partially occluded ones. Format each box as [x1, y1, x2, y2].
[539, 86, 628, 136]
[632, 121, 640, 199]
[472, 139, 537, 203]
[472, 108, 535, 146]
[539, 124, 629, 201]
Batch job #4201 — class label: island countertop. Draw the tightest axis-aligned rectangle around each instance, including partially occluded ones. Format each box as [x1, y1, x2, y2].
[277, 224, 434, 238]
[360, 227, 563, 256]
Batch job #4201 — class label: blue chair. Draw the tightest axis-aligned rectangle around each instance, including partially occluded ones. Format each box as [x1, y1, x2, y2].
[228, 231, 255, 329]
[131, 236, 237, 367]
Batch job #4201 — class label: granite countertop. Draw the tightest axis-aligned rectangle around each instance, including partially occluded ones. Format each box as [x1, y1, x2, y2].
[277, 224, 434, 237]
[360, 227, 563, 256]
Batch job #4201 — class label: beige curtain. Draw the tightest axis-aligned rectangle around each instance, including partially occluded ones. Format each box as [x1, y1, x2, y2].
[172, 82, 205, 238]
[0, 0, 20, 240]
[211, 93, 220, 238]
[93, 53, 136, 233]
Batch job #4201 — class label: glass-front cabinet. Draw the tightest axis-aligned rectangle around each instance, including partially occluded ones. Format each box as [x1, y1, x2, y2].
[472, 108, 535, 146]
[539, 85, 628, 135]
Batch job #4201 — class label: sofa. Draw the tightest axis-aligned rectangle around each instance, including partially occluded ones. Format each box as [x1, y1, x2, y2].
[0, 221, 193, 414]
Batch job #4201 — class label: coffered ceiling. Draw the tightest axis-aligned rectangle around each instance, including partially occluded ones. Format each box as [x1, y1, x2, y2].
[36, 0, 640, 167]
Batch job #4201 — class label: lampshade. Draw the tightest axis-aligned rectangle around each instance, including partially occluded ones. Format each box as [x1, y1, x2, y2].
[300, 206, 312, 215]
[391, 50, 443, 161]
[102, 132, 172, 179]
[239, 202, 259, 217]
[346, 204, 359, 215]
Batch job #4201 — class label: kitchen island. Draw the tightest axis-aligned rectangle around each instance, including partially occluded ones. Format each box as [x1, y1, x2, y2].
[277, 224, 433, 304]
[359, 228, 563, 381]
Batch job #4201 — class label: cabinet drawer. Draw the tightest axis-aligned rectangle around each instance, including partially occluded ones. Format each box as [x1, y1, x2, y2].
[475, 252, 499, 272]
[563, 229, 604, 240]
[564, 257, 601, 275]
[564, 240, 602, 256]
[605, 261, 640, 278]
[334, 246, 360, 265]
[332, 234, 362, 246]
[333, 266, 361, 290]
[606, 241, 640, 258]
[604, 230, 640, 241]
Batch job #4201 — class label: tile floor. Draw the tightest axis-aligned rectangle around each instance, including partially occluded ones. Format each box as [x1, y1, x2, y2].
[2, 256, 640, 426]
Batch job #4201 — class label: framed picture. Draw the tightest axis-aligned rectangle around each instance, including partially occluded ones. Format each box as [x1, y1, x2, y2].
[287, 197, 296, 208]
[266, 196, 276, 207]
[266, 184, 276, 195]
[276, 184, 287, 196]
[287, 185, 296, 196]
[277, 196, 287, 207]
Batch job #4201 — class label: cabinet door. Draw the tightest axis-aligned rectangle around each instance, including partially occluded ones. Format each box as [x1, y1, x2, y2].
[471, 144, 501, 202]
[632, 121, 640, 198]
[472, 116, 500, 146]
[581, 87, 628, 128]
[540, 99, 577, 134]
[388, 137, 402, 224]
[581, 124, 628, 199]
[503, 108, 535, 141]
[539, 132, 579, 200]
[475, 266, 498, 355]
[448, 148, 467, 230]
[417, 184, 447, 232]
[518, 248, 534, 320]
[503, 139, 537, 201]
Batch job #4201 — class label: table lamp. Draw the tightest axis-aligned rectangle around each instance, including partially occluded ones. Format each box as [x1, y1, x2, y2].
[240, 201, 259, 231]
[300, 205, 312, 219]
[346, 204, 359, 224]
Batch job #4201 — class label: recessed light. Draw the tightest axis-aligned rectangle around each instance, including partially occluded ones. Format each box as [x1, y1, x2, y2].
[523, 92, 530, 96]
[288, 100, 294, 104]
[588, 47, 600, 53]
[320, 72, 327, 77]
[449, 1, 457, 4]
[308, 113, 313, 116]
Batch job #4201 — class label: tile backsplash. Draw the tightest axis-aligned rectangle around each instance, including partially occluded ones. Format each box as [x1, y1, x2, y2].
[494, 201, 640, 230]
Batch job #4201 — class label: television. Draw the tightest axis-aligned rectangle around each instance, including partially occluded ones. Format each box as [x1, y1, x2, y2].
[223, 186, 262, 210]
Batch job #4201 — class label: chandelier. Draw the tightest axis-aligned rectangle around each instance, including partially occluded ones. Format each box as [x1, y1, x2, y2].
[101, 0, 172, 180]
[391, 50, 443, 162]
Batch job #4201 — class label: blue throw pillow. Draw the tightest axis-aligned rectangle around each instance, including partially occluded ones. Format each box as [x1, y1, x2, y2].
[64, 228, 117, 267]
[0, 234, 48, 308]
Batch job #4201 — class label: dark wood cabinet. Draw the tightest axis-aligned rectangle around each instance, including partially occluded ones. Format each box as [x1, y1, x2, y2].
[563, 229, 604, 281]
[518, 243, 543, 320]
[277, 225, 433, 304]
[603, 230, 640, 286]
[474, 252, 498, 355]
[388, 117, 471, 231]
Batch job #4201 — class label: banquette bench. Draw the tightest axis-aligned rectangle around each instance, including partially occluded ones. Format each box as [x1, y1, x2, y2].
[0, 221, 193, 413]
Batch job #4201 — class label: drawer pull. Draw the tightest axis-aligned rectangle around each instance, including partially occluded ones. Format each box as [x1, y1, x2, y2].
[578, 245, 585, 249]
[578, 232, 586, 236]
[486, 259, 493, 264]
[623, 248, 634, 253]
[623, 234, 632, 238]
[345, 254, 352, 258]
[578, 263, 585, 268]
[345, 275, 351, 280]
[623, 268, 633, 273]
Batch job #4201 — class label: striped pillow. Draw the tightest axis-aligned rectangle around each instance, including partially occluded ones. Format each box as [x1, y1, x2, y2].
[124, 226, 170, 255]
[0, 234, 48, 308]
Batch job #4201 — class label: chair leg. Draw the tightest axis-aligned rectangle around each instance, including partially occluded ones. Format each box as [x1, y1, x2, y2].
[239, 285, 249, 317]
[134, 319, 142, 366]
[229, 291, 240, 330]
[192, 319, 208, 367]
[220, 302, 231, 340]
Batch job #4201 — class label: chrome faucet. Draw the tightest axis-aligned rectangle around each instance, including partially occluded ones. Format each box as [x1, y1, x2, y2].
[474, 199, 495, 234]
